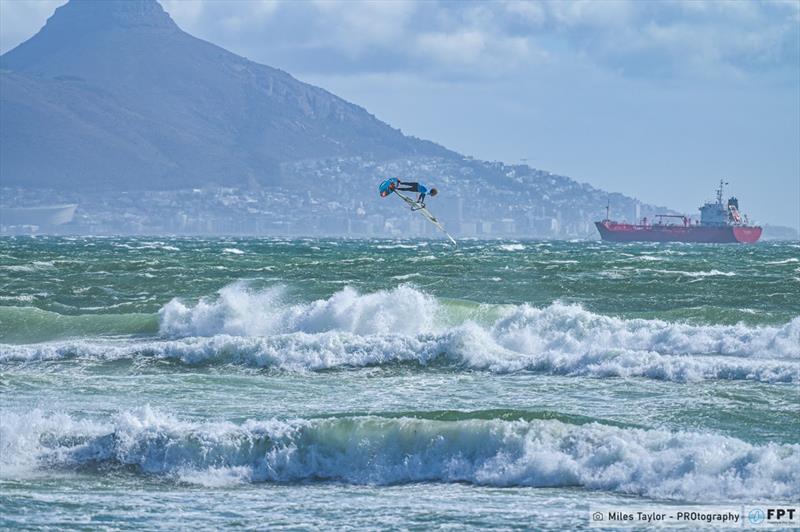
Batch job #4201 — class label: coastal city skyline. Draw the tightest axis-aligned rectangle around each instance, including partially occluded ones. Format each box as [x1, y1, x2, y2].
[2, 0, 798, 230]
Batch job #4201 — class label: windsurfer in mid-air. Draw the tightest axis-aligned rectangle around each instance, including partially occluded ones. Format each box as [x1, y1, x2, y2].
[378, 177, 456, 245]
[392, 179, 438, 208]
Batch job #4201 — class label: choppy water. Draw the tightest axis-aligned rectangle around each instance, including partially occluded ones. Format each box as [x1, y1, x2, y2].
[1, 237, 798, 529]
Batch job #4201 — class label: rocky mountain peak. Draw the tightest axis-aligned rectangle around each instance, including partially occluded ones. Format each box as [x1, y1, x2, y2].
[46, 0, 177, 32]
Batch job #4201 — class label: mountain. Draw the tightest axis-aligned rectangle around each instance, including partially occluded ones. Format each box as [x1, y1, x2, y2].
[1, 0, 671, 238]
[0, 0, 452, 190]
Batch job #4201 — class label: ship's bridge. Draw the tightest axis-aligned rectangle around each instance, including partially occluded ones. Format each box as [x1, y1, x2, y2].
[699, 201, 728, 226]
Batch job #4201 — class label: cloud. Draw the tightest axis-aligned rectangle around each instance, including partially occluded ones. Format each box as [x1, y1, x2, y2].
[544, 0, 635, 29]
[311, 0, 415, 52]
[160, 0, 796, 82]
[553, 0, 800, 79]
[161, 0, 279, 34]
[3, 0, 795, 83]
[413, 30, 540, 77]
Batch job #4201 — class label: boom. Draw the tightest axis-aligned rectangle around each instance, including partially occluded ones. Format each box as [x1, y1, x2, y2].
[393, 191, 457, 246]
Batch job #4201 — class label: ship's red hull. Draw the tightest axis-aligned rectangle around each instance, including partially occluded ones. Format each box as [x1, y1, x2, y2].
[595, 221, 762, 243]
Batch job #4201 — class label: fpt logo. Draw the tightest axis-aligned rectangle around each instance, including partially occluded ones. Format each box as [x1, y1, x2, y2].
[748, 507, 797, 526]
[767, 508, 796, 521]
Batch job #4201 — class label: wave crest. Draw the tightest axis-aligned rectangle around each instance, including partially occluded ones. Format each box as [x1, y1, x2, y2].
[2, 407, 797, 501]
[159, 284, 440, 337]
[490, 303, 799, 360]
[3, 285, 798, 382]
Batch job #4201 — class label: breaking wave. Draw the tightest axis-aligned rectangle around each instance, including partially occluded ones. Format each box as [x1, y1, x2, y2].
[158, 283, 442, 337]
[1, 284, 797, 382]
[2, 407, 797, 501]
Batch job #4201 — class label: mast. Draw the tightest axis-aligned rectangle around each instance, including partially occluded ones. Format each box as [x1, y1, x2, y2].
[716, 179, 728, 204]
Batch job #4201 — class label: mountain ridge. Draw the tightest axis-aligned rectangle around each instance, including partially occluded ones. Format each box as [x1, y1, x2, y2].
[1, 0, 678, 238]
[1, 0, 454, 190]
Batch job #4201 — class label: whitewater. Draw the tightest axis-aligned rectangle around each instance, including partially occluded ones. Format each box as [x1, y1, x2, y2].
[1, 237, 798, 528]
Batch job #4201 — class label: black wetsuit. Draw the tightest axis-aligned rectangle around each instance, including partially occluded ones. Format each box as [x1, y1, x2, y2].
[396, 181, 429, 204]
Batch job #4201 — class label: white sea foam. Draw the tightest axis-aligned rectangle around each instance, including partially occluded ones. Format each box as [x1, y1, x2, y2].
[2, 261, 57, 273]
[223, 248, 245, 255]
[158, 283, 440, 337]
[391, 273, 422, 280]
[0, 409, 107, 477]
[2, 329, 797, 382]
[1, 407, 797, 501]
[633, 268, 737, 278]
[681, 269, 736, 278]
[498, 244, 525, 252]
[658, 269, 736, 278]
[0, 294, 36, 302]
[1, 265, 37, 273]
[2, 285, 798, 382]
[156, 284, 798, 358]
[375, 243, 421, 249]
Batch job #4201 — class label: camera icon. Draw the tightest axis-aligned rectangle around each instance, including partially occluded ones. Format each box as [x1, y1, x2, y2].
[592, 512, 604, 521]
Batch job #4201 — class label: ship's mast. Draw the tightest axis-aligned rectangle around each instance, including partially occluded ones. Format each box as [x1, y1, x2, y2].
[605, 200, 610, 221]
[716, 179, 728, 204]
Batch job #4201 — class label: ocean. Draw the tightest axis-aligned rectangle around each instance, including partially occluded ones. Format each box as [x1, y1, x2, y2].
[1, 237, 798, 529]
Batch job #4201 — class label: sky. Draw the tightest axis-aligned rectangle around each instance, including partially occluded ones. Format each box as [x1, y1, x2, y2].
[1, 0, 799, 227]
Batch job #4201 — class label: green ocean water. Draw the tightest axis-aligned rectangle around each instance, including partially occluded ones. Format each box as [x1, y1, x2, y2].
[1, 237, 798, 529]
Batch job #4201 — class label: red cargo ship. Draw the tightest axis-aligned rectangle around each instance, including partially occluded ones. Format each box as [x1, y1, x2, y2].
[596, 181, 762, 243]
